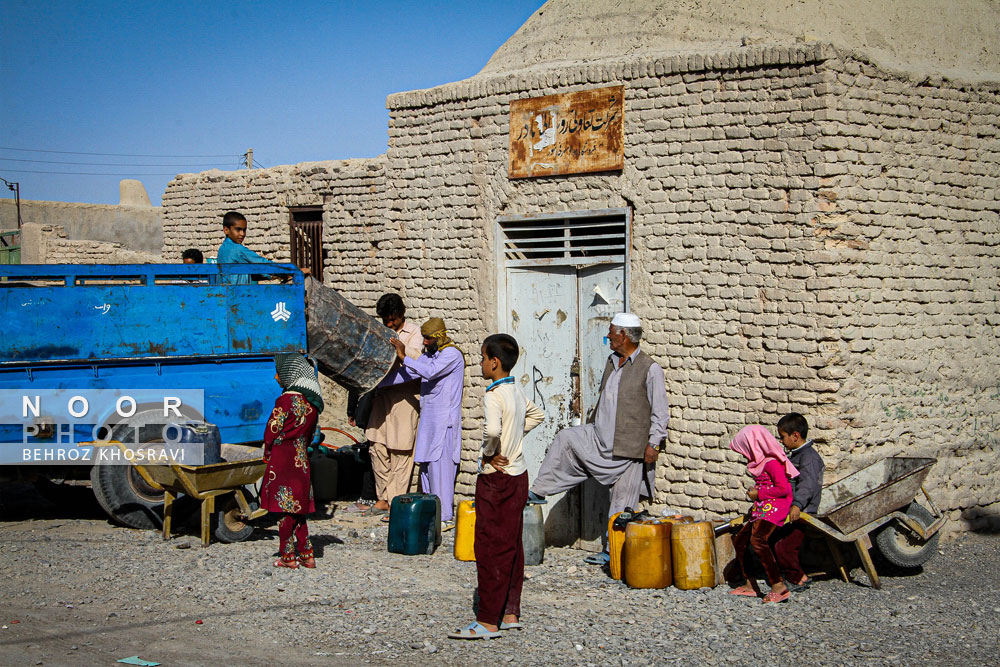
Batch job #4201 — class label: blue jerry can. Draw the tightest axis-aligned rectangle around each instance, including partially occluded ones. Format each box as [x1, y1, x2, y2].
[388, 493, 441, 555]
[176, 422, 222, 465]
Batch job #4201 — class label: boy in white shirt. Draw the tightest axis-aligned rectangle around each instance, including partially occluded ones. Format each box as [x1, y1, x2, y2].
[449, 334, 544, 640]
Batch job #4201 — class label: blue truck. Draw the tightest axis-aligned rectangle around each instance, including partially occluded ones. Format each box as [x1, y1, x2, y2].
[0, 262, 307, 529]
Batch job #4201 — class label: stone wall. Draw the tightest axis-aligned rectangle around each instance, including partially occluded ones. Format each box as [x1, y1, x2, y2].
[160, 43, 999, 536]
[20, 224, 160, 264]
[1, 198, 163, 259]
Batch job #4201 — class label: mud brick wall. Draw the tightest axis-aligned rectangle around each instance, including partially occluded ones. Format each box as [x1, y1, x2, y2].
[382, 45, 837, 507]
[161, 159, 388, 429]
[160, 43, 999, 535]
[811, 57, 1000, 533]
[20, 224, 161, 264]
[161, 159, 386, 297]
[383, 44, 998, 535]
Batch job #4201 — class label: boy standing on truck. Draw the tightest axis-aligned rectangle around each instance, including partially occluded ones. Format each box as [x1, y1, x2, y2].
[217, 211, 275, 284]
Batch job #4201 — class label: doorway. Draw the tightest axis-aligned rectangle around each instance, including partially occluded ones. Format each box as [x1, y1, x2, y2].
[288, 206, 324, 281]
[496, 208, 630, 549]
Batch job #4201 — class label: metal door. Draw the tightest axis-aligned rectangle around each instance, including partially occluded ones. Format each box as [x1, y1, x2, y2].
[505, 262, 626, 548]
[576, 263, 626, 549]
[506, 266, 580, 546]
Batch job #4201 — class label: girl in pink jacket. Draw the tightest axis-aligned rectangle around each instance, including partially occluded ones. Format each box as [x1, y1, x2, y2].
[728, 425, 799, 603]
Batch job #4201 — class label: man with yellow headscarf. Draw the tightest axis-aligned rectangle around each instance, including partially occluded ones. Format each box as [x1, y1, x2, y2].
[381, 317, 465, 525]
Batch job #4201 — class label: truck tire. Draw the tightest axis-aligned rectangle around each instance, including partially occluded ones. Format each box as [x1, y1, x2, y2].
[213, 494, 256, 543]
[873, 502, 940, 569]
[89, 410, 175, 529]
[89, 463, 164, 529]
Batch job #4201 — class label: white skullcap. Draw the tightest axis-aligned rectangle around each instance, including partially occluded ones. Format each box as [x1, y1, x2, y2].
[611, 312, 641, 328]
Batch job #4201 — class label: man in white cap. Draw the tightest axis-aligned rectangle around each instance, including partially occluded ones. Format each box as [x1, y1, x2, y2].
[528, 312, 669, 565]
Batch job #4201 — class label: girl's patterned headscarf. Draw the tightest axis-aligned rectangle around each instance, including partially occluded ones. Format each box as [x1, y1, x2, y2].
[729, 425, 798, 478]
[274, 353, 324, 413]
[420, 317, 456, 352]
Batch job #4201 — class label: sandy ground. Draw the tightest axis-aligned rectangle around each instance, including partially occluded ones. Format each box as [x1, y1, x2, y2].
[1, 482, 998, 667]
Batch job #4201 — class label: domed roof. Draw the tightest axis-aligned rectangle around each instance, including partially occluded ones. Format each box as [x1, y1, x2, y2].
[480, 0, 1000, 80]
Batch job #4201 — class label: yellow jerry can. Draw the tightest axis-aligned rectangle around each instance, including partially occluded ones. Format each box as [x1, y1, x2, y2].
[671, 520, 718, 590]
[454, 499, 477, 561]
[622, 518, 673, 589]
[608, 512, 626, 580]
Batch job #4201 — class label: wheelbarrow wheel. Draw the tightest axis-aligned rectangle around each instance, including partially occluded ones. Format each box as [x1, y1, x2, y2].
[213, 495, 256, 543]
[873, 502, 939, 569]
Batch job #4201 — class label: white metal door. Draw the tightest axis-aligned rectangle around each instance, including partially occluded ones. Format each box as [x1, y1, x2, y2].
[498, 207, 630, 549]
[506, 266, 580, 546]
[576, 263, 626, 549]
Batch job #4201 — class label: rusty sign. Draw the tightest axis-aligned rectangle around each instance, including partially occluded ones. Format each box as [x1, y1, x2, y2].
[508, 85, 624, 179]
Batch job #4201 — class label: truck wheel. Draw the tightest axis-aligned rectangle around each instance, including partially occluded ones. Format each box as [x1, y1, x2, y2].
[873, 502, 940, 569]
[213, 495, 256, 543]
[89, 411, 175, 529]
[89, 463, 164, 529]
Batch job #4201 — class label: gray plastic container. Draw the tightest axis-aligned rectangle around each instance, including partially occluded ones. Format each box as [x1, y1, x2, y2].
[523, 503, 545, 565]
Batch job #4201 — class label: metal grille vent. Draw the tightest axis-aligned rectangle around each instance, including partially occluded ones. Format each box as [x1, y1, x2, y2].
[498, 212, 627, 267]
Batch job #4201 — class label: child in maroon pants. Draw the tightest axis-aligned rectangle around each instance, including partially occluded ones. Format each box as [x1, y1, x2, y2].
[728, 425, 799, 603]
[771, 412, 824, 591]
[449, 334, 543, 640]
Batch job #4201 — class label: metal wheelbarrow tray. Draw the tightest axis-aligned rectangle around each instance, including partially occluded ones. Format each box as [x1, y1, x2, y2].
[799, 457, 946, 589]
[137, 444, 268, 547]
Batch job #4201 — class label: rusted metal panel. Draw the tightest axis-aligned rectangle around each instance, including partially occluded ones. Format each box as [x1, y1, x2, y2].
[509, 85, 625, 179]
[306, 280, 396, 393]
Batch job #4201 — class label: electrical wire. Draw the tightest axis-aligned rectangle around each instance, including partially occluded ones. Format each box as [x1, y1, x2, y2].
[0, 157, 235, 167]
[0, 146, 235, 158]
[0, 169, 230, 176]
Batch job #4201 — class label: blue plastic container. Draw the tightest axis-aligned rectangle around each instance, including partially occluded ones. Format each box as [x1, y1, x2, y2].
[387, 493, 442, 555]
[175, 421, 222, 465]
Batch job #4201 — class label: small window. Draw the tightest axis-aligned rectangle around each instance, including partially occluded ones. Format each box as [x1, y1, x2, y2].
[289, 207, 324, 281]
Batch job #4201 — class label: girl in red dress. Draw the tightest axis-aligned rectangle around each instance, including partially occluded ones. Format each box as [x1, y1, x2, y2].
[261, 353, 324, 569]
[728, 425, 799, 602]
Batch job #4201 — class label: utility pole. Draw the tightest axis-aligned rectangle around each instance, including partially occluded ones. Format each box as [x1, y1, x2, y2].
[245, 148, 253, 169]
[1, 178, 21, 228]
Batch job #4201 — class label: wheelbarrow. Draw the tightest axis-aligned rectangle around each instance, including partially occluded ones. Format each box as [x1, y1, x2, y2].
[135, 444, 268, 547]
[797, 456, 946, 589]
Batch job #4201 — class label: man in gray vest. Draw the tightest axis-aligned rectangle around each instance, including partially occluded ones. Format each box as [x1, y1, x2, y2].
[528, 313, 670, 564]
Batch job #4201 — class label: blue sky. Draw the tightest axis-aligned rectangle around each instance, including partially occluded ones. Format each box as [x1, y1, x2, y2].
[0, 0, 543, 206]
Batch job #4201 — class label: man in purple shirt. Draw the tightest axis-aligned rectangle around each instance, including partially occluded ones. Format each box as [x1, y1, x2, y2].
[383, 317, 465, 524]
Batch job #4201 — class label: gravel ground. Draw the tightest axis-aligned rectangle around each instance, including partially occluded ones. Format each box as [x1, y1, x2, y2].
[1, 482, 998, 666]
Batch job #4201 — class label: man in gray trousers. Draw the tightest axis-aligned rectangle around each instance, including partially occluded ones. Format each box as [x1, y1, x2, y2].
[528, 312, 670, 564]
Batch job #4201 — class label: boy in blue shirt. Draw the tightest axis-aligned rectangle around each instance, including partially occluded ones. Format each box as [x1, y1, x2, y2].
[217, 211, 274, 284]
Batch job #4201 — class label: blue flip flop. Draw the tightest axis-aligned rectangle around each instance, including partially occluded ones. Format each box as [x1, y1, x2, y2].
[448, 621, 501, 640]
[527, 491, 547, 505]
[499, 621, 523, 630]
[583, 552, 610, 565]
